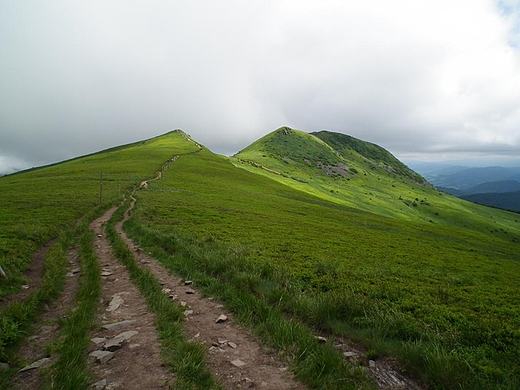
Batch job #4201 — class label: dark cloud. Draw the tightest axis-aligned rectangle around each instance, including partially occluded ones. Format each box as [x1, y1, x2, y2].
[1, 0, 520, 175]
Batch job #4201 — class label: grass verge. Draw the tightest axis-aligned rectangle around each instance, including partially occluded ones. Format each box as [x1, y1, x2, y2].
[125, 215, 520, 389]
[123, 218, 374, 390]
[47, 219, 102, 389]
[0, 232, 72, 387]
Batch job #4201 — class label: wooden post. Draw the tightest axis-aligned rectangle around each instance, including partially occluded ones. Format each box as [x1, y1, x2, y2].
[100, 171, 103, 205]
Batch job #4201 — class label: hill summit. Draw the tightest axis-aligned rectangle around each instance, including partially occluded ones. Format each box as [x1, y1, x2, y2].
[235, 127, 427, 185]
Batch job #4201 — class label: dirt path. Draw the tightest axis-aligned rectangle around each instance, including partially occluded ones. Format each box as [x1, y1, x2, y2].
[0, 241, 54, 308]
[11, 248, 81, 389]
[87, 208, 173, 389]
[117, 196, 305, 389]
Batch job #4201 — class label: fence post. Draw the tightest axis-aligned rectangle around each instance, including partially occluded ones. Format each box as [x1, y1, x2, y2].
[100, 171, 103, 205]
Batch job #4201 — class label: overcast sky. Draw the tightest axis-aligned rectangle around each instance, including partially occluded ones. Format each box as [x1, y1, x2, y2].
[2, 1, 520, 174]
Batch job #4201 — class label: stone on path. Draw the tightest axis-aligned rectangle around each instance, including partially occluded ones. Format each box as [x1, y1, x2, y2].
[106, 294, 124, 312]
[216, 314, 228, 323]
[90, 350, 115, 364]
[231, 359, 246, 367]
[102, 319, 135, 330]
[103, 338, 125, 352]
[93, 378, 107, 390]
[102, 330, 139, 351]
[115, 330, 139, 342]
[91, 337, 107, 345]
[19, 357, 51, 372]
[68, 267, 81, 276]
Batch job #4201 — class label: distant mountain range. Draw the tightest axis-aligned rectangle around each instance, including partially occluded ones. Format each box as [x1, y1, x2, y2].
[407, 162, 520, 212]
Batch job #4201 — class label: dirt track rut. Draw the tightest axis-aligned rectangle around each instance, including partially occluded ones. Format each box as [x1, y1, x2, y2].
[88, 208, 172, 389]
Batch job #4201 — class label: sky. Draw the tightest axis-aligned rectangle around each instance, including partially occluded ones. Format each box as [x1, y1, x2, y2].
[2, 0, 520, 175]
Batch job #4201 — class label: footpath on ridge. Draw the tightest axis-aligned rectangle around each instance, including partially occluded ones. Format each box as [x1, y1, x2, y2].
[106, 147, 422, 390]
[6, 139, 423, 389]
[79, 144, 305, 388]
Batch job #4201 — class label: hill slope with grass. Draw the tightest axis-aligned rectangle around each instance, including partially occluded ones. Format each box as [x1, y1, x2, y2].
[233, 127, 520, 242]
[128, 135, 520, 389]
[2, 128, 520, 389]
[0, 130, 198, 300]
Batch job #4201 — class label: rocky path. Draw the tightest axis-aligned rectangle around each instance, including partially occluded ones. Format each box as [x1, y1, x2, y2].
[87, 208, 172, 389]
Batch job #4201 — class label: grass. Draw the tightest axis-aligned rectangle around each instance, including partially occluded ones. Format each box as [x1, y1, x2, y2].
[127, 145, 520, 389]
[0, 130, 197, 300]
[0, 229, 71, 387]
[0, 130, 199, 386]
[123, 217, 374, 390]
[233, 128, 520, 241]
[47, 215, 102, 389]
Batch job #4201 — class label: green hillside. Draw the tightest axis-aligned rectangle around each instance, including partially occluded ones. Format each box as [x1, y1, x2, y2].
[128, 132, 519, 389]
[311, 130, 426, 183]
[1, 129, 520, 389]
[233, 127, 520, 241]
[0, 130, 198, 299]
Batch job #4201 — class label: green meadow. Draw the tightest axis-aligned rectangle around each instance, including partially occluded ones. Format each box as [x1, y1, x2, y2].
[1, 129, 519, 389]
[0, 131, 198, 298]
[127, 130, 520, 389]
[0, 131, 198, 376]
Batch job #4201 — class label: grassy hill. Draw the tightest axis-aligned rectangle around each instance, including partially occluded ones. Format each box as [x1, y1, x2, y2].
[1, 128, 520, 389]
[233, 127, 520, 241]
[129, 129, 519, 389]
[0, 130, 198, 299]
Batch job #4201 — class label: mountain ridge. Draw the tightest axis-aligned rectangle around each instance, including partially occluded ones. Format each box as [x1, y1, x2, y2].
[2, 128, 520, 389]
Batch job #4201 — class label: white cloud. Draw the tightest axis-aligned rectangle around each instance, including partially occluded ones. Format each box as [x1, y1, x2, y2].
[1, 0, 520, 173]
[0, 155, 30, 176]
